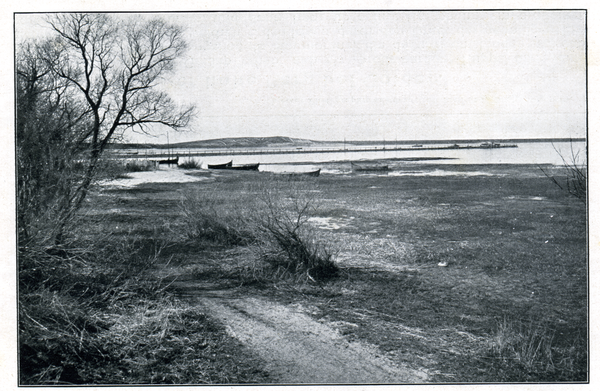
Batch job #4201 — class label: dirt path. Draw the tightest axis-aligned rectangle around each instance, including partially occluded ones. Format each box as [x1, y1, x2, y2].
[191, 290, 428, 384]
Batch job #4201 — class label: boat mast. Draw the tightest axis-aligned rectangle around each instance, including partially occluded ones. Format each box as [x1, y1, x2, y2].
[167, 132, 170, 161]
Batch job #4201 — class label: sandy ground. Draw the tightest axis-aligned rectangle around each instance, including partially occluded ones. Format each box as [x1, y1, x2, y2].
[101, 167, 210, 188]
[189, 290, 428, 384]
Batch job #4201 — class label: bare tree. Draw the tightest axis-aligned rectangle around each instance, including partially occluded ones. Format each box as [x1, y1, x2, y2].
[17, 13, 195, 243]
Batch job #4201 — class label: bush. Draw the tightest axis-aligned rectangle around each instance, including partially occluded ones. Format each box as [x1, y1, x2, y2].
[178, 158, 202, 170]
[180, 179, 339, 283]
[124, 159, 158, 172]
[251, 180, 338, 282]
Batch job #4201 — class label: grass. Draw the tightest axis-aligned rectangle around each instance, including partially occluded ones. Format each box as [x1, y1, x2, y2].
[258, 166, 586, 382]
[180, 183, 257, 245]
[196, 165, 585, 383]
[18, 231, 269, 385]
[19, 163, 587, 384]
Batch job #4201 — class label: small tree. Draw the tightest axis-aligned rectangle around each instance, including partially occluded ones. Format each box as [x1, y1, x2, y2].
[16, 41, 91, 245]
[16, 13, 195, 244]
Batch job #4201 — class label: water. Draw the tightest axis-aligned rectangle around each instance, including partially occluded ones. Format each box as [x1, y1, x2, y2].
[119, 141, 586, 174]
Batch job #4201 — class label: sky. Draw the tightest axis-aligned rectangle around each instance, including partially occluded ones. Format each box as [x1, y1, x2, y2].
[15, 10, 587, 144]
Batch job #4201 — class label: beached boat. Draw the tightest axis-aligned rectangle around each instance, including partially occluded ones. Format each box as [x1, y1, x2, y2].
[208, 161, 233, 169]
[229, 163, 260, 171]
[208, 161, 259, 171]
[351, 162, 389, 172]
[283, 169, 321, 177]
[158, 157, 179, 165]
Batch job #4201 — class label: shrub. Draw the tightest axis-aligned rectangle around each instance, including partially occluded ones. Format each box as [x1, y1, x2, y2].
[178, 158, 202, 170]
[251, 180, 339, 282]
[124, 159, 158, 172]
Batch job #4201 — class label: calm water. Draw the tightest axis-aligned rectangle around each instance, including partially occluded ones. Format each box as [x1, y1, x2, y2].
[124, 141, 586, 174]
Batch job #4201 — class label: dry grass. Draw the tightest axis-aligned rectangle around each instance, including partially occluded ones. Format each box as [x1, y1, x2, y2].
[18, 233, 269, 385]
[180, 183, 256, 245]
[20, 163, 585, 384]
[243, 167, 587, 383]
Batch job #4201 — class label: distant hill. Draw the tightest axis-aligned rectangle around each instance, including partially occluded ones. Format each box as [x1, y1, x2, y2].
[107, 136, 331, 149]
[164, 136, 328, 149]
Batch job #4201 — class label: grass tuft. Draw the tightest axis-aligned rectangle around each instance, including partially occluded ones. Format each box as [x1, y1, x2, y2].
[483, 317, 587, 382]
[178, 158, 202, 170]
[124, 159, 157, 172]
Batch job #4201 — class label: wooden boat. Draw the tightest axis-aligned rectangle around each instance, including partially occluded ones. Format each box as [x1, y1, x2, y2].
[158, 156, 179, 165]
[208, 161, 259, 171]
[208, 161, 233, 169]
[229, 163, 260, 171]
[284, 169, 321, 177]
[351, 162, 389, 172]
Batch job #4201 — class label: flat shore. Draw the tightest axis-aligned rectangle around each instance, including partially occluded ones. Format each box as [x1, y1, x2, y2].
[83, 162, 587, 383]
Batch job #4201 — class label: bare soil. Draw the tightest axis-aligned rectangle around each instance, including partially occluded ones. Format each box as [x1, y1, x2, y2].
[193, 291, 427, 383]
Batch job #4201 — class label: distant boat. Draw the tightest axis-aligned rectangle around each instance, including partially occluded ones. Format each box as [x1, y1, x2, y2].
[158, 156, 179, 165]
[352, 162, 389, 172]
[281, 169, 321, 177]
[412, 144, 423, 148]
[208, 160, 233, 169]
[228, 163, 260, 171]
[480, 142, 501, 148]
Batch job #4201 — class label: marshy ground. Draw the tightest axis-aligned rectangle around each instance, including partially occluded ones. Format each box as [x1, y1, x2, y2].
[22, 162, 586, 384]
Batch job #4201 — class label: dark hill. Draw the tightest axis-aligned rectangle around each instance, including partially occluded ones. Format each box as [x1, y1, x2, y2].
[168, 136, 325, 149]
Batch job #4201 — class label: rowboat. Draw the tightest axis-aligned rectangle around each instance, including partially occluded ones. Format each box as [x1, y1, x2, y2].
[229, 163, 260, 171]
[351, 162, 389, 172]
[283, 169, 321, 177]
[158, 157, 179, 165]
[208, 161, 260, 171]
[208, 161, 233, 169]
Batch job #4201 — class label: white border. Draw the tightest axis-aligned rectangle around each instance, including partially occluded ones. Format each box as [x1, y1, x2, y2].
[2, 2, 596, 391]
